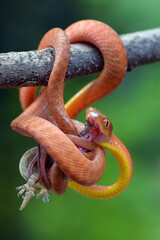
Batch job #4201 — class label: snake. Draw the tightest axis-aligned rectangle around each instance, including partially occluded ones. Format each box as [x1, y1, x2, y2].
[11, 20, 133, 206]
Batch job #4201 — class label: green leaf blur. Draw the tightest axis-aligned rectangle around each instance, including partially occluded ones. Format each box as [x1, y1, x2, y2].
[0, 1, 160, 240]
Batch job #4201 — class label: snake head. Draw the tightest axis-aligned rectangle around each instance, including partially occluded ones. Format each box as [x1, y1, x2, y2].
[80, 107, 113, 143]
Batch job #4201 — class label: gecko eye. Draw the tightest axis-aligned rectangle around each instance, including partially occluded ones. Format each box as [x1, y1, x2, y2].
[103, 119, 110, 128]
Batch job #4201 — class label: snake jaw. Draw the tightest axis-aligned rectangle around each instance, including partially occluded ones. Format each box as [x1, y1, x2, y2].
[80, 119, 107, 143]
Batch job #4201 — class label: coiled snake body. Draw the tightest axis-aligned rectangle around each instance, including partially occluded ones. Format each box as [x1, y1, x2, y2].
[11, 20, 133, 210]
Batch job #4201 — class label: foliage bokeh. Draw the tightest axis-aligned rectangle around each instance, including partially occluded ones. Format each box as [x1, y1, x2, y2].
[0, 0, 160, 240]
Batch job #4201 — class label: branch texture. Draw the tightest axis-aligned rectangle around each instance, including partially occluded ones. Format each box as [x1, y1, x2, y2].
[0, 28, 160, 88]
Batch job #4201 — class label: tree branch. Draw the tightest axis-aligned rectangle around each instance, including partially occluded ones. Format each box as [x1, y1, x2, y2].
[0, 28, 160, 88]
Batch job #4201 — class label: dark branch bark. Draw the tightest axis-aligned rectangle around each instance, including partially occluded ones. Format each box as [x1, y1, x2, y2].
[0, 28, 160, 88]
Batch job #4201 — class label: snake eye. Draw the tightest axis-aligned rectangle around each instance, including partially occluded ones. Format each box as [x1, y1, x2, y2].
[103, 119, 110, 128]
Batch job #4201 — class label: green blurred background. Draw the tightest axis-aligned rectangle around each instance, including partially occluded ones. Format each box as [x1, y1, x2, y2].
[0, 0, 160, 239]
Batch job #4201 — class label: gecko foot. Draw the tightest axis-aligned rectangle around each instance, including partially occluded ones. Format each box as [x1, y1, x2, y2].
[16, 174, 39, 210]
[36, 189, 51, 202]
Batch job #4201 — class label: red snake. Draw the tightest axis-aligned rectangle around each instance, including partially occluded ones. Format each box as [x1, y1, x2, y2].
[11, 20, 132, 209]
